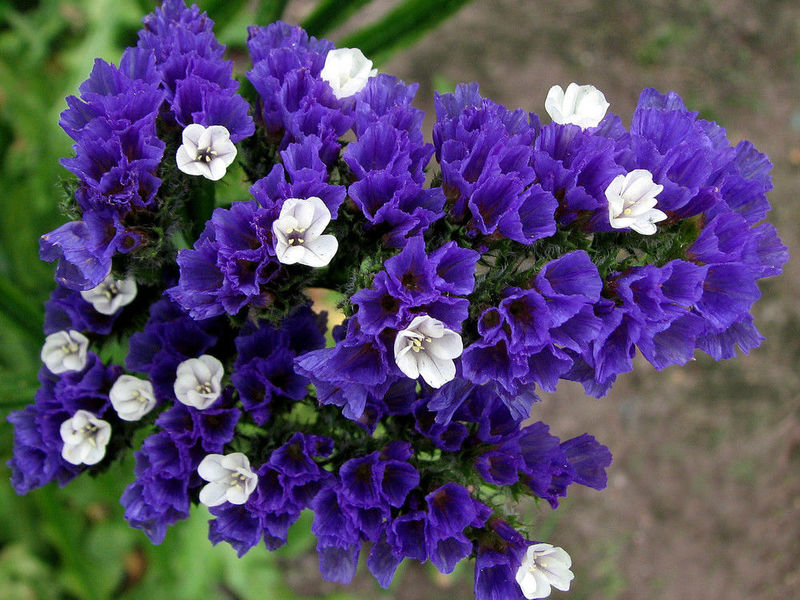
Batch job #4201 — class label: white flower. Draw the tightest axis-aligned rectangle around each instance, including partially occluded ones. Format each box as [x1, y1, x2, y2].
[272, 197, 338, 268]
[41, 329, 89, 374]
[176, 124, 237, 181]
[197, 452, 259, 507]
[173, 355, 224, 410]
[545, 83, 609, 129]
[320, 47, 378, 99]
[394, 315, 463, 389]
[515, 543, 575, 599]
[60, 410, 111, 466]
[79, 273, 137, 315]
[606, 169, 668, 235]
[109, 375, 156, 421]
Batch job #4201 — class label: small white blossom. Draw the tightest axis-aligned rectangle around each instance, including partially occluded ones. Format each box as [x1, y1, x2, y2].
[109, 375, 156, 421]
[394, 315, 463, 389]
[174, 355, 224, 410]
[515, 543, 575, 599]
[80, 273, 137, 315]
[60, 410, 111, 466]
[176, 124, 237, 181]
[41, 329, 89, 374]
[272, 197, 338, 268]
[197, 452, 259, 507]
[606, 169, 667, 235]
[320, 47, 378, 99]
[545, 83, 609, 129]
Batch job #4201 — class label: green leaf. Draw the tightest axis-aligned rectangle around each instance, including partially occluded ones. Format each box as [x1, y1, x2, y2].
[255, 0, 290, 26]
[0, 277, 44, 346]
[302, 0, 376, 38]
[339, 0, 474, 64]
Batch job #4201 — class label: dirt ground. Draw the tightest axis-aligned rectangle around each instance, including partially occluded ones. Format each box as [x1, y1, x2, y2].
[282, 1, 800, 598]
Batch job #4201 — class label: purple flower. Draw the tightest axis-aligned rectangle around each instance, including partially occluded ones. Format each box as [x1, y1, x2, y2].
[126, 294, 227, 402]
[137, 0, 253, 141]
[169, 201, 279, 319]
[8, 356, 120, 494]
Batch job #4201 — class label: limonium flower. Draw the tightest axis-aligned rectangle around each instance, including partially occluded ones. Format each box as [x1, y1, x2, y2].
[174, 355, 224, 409]
[176, 124, 237, 180]
[9, 2, 788, 597]
[394, 315, 463, 388]
[41, 329, 89, 374]
[109, 375, 157, 421]
[197, 452, 258, 507]
[320, 47, 377, 99]
[606, 169, 668, 235]
[80, 273, 137, 315]
[544, 83, 609, 128]
[272, 197, 339, 267]
[60, 410, 112, 466]
[515, 543, 574, 599]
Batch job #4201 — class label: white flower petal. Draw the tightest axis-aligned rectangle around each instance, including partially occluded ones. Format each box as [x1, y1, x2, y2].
[182, 123, 205, 147]
[206, 125, 231, 146]
[176, 145, 202, 174]
[220, 452, 251, 472]
[82, 444, 107, 466]
[545, 83, 609, 129]
[427, 330, 464, 360]
[416, 352, 456, 389]
[321, 47, 377, 99]
[394, 345, 420, 379]
[225, 486, 250, 505]
[206, 158, 228, 181]
[199, 481, 229, 507]
[305, 197, 332, 239]
[276, 244, 306, 265]
[198, 454, 227, 482]
[288, 198, 316, 231]
[299, 235, 338, 267]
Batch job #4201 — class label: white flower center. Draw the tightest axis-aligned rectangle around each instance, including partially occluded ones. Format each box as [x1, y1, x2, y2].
[176, 124, 238, 181]
[41, 329, 89, 374]
[174, 355, 224, 410]
[60, 410, 111, 466]
[515, 543, 575, 600]
[273, 197, 338, 268]
[80, 274, 137, 315]
[110, 375, 156, 421]
[393, 315, 463, 389]
[606, 169, 667, 235]
[198, 452, 259, 507]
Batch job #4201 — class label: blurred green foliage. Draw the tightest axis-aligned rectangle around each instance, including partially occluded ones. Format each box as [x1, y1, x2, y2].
[0, 1, 472, 598]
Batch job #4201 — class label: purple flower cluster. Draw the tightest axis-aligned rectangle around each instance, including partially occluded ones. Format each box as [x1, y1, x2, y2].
[232, 306, 326, 424]
[434, 83, 558, 243]
[9, 355, 120, 493]
[40, 49, 165, 290]
[208, 432, 333, 556]
[121, 392, 241, 543]
[296, 235, 479, 421]
[12, 3, 788, 598]
[247, 22, 347, 160]
[168, 134, 346, 319]
[137, 0, 253, 141]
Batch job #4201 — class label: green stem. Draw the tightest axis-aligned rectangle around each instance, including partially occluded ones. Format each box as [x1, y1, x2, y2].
[302, 0, 375, 37]
[256, 0, 289, 25]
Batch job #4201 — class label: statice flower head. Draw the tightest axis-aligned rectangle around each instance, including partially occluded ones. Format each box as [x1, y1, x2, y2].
[14, 3, 788, 597]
